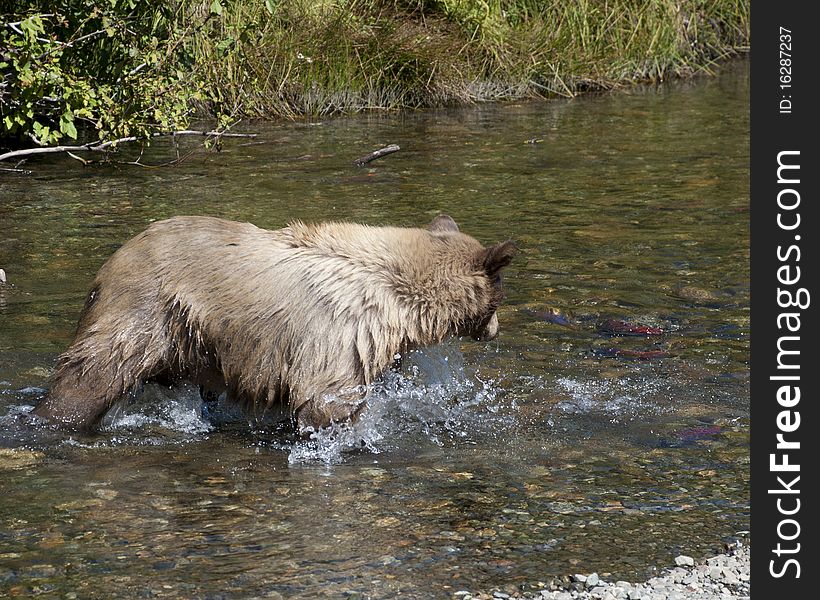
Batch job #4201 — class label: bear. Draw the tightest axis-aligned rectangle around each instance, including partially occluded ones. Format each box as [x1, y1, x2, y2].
[32, 214, 516, 434]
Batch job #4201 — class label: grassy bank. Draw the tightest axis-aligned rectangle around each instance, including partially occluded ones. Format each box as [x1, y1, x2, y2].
[1, 1, 749, 153]
[195, 0, 750, 119]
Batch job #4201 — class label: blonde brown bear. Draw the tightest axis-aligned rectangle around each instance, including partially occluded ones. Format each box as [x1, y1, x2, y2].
[33, 214, 516, 434]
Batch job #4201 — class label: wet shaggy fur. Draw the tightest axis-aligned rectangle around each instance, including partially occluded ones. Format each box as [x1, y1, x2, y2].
[33, 215, 516, 433]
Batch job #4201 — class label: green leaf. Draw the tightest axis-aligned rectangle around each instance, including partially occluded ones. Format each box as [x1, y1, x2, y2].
[32, 121, 53, 144]
[209, 0, 223, 16]
[216, 38, 234, 54]
[265, 0, 276, 15]
[60, 113, 78, 139]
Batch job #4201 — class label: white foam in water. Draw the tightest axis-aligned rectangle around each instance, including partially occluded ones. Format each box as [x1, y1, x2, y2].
[287, 343, 512, 465]
[17, 386, 46, 395]
[2, 403, 36, 417]
[554, 375, 671, 419]
[0, 402, 36, 429]
[101, 382, 213, 434]
[0, 386, 46, 445]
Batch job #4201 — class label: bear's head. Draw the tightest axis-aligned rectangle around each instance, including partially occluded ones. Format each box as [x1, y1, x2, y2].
[427, 214, 517, 342]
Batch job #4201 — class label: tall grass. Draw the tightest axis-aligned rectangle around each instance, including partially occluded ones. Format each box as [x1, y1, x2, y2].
[186, 0, 750, 119]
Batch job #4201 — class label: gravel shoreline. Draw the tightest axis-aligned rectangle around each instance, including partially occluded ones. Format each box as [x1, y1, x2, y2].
[457, 541, 750, 600]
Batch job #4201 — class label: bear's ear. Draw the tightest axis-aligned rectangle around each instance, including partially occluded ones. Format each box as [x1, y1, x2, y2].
[480, 240, 517, 277]
[428, 214, 459, 233]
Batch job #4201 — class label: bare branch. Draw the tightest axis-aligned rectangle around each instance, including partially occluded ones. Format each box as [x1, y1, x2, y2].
[66, 151, 90, 165]
[353, 144, 401, 167]
[0, 130, 257, 163]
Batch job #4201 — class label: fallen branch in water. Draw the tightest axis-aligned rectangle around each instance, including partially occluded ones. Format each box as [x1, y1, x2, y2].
[0, 130, 257, 163]
[353, 144, 400, 166]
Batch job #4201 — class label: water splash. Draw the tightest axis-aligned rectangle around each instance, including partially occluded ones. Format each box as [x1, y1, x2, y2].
[101, 382, 213, 435]
[1, 345, 512, 459]
[287, 344, 513, 465]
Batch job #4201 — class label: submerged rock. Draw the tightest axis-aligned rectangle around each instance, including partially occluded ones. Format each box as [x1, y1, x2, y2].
[592, 347, 670, 360]
[0, 447, 44, 470]
[676, 286, 720, 305]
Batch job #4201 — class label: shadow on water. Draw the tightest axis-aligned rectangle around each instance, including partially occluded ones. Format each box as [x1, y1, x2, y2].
[0, 59, 748, 598]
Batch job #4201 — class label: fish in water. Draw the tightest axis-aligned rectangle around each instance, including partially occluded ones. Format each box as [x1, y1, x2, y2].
[677, 424, 722, 442]
[522, 307, 575, 328]
[596, 319, 664, 336]
[658, 424, 722, 447]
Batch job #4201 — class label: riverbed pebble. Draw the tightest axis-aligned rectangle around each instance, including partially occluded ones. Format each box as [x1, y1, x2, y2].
[458, 542, 749, 600]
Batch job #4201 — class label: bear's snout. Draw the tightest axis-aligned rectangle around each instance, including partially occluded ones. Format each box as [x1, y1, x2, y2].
[472, 312, 499, 342]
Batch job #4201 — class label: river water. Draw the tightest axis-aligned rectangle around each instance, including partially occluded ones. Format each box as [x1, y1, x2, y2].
[0, 59, 749, 598]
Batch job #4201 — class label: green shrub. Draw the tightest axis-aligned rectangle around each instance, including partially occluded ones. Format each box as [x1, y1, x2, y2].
[1, 1, 750, 150]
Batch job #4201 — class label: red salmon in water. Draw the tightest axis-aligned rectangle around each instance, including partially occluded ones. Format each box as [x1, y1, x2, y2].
[597, 319, 664, 336]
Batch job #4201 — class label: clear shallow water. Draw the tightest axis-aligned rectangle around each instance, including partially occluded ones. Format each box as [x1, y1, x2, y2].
[0, 59, 749, 598]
